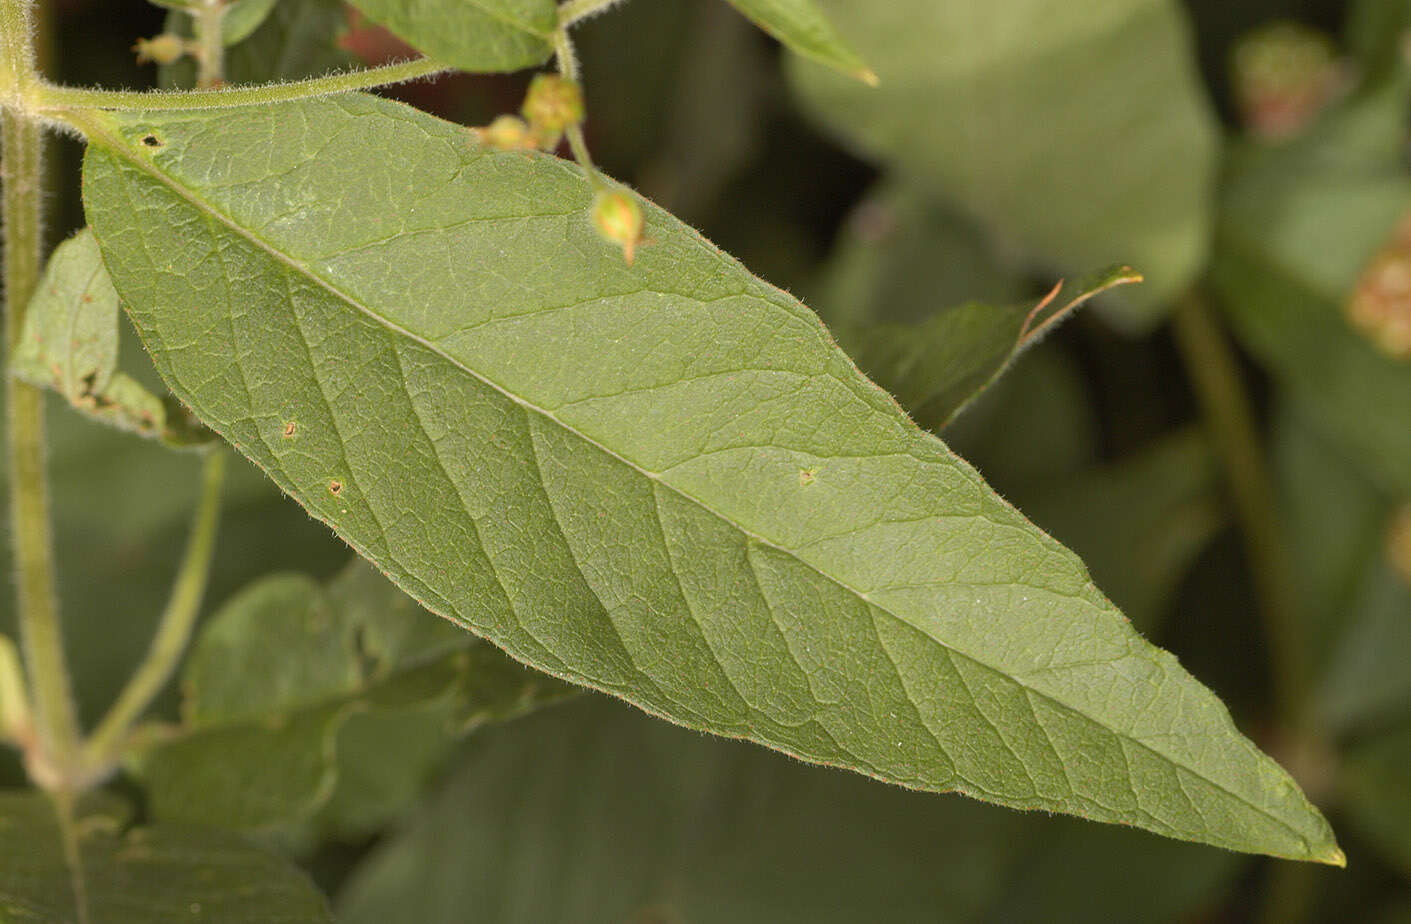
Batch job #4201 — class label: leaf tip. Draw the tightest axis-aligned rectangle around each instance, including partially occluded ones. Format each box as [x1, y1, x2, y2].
[856, 67, 880, 87]
[1317, 844, 1347, 868]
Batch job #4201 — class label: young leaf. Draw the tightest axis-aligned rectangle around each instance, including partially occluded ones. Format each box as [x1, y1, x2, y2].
[129, 560, 570, 832]
[787, 0, 1220, 325]
[833, 265, 1141, 428]
[344, 0, 556, 72]
[340, 697, 1238, 924]
[11, 229, 209, 447]
[720, 0, 875, 84]
[0, 792, 331, 922]
[80, 94, 1339, 862]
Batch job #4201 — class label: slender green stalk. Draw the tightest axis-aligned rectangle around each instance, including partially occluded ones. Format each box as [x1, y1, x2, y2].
[83, 451, 226, 772]
[2, 0, 83, 788]
[192, 0, 226, 90]
[31, 57, 447, 115]
[552, 28, 605, 190]
[559, 0, 630, 28]
[1173, 291, 1307, 722]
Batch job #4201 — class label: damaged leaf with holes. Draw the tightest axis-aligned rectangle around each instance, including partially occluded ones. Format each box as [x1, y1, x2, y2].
[10, 229, 209, 447]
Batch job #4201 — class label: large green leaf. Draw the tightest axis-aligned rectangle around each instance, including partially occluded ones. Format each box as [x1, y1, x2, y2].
[720, 0, 874, 84]
[1212, 76, 1411, 495]
[0, 792, 331, 922]
[129, 560, 570, 833]
[788, 0, 1219, 324]
[834, 265, 1141, 429]
[344, 0, 555, 73]
[339, 697, 1238, 924]
[79, 93, 1338, 861]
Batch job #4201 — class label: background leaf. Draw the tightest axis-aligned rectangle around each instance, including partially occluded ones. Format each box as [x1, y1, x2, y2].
[720, 0, 874, 83]
[788, 0, 1220, 324]
[0, 792, 331, 922]
[129, 560, 570, 834]
[79, 93, 1338, 860]
[1211, 74, 1411, 495]
[344, 0, 555, 73]
[160, 0, 358, 88]
[339, 697, 1238, 924]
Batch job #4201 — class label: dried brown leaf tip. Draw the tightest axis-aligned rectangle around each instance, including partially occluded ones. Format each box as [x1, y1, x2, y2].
[1346, 215, 1411, 360]
[1232, 21, 1348, 141]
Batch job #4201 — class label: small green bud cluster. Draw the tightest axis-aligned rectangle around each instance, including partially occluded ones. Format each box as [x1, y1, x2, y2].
[468, 75, 586, 153]
[1388, 504, 1411, 589]
[132, 33, 190, 67]
[1231, 21, 1346, 140]
[1346, 215, 1411, 360]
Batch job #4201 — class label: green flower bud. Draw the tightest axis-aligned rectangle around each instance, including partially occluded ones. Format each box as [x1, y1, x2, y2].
[521, 74, 586, 137]
[1388, 504, 1411, 589]
[1346, 216, 1411, 361]
[470, 115, 536, 152]
[132, 33, 189, 67]
[591, 190, 644, 265]
[1232, 21, 1346, 140]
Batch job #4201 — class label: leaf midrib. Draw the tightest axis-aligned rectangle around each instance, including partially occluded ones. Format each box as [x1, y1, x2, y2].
[88, 120, 1311, 852]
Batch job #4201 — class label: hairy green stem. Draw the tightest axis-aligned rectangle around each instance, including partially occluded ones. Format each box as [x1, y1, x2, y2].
[558, 0, 629, 28]
[83, 451, 226, 772]
[552, 28, 604, 190]
[2, 0, 83, 788]
[32, 57, 447, 115]
[192, 0, 226, 90]
[1173, 292, 1308, 723]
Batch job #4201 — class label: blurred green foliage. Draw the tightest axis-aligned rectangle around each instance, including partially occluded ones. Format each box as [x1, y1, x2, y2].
[3, 0, 1409, 919]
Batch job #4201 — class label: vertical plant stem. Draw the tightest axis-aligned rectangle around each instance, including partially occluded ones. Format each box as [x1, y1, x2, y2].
[2, 0, 82, 786]
[1173, 291, 1307, 723]
[552, 28, 605, 190]
[83, 451, 226, 770]
[193, 0, 225, 89]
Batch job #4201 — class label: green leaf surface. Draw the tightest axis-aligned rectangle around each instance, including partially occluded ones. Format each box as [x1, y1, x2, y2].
[130, 559, 569, 833]
[1212, 76, 1411, 495]
[834, 265, 1141, 428]
[720, 0, 874, 83]
[12, 229, 208, 447]
[0, 792, 331, 923]
[788, 0, 1219, 324]
[345, 0, 554, 73]
[80, 93, 1338, 861]
[339, 697, 1238, 924]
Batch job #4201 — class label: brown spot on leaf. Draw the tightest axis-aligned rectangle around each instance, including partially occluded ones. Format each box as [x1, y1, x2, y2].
[282, 420, 297, 438]
[328, 480, 343, 496]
